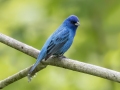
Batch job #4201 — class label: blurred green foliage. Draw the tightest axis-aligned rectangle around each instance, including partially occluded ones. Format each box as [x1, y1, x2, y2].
[0, 0, 120, 90]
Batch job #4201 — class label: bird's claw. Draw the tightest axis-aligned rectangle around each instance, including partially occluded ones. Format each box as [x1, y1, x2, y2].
[52, 55, 66, 59]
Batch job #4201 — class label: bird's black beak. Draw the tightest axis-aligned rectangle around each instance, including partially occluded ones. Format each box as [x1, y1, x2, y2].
[75, 22, 80, 26]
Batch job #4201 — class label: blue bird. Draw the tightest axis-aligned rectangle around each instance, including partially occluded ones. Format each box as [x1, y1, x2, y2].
[28, 15, 80, 81]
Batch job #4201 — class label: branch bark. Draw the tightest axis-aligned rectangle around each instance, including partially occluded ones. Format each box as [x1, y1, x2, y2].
[0, 33, 120, 89]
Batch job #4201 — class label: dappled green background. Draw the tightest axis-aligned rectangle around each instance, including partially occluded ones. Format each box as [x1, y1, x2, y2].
[0, 0, 120, 90]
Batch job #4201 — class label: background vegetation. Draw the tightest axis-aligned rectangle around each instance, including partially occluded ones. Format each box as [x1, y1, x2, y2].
[0, 0, 120, 90]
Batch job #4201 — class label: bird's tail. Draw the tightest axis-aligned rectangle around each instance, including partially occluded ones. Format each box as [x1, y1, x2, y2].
[27, 51, 45, 81]
[27, 59, 40, 82]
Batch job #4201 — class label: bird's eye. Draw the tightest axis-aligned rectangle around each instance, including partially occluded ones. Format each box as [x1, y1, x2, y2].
[70, 21, 76, 24]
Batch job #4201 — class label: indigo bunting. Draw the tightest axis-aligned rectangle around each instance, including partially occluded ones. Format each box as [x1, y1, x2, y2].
[28, 15, 80, 81]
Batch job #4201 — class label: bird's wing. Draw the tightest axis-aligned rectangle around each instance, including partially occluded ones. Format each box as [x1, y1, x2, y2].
[45, 28, 69, 60]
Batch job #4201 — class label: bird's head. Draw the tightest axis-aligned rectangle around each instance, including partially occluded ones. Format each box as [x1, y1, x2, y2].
[64, 15, 80, 29]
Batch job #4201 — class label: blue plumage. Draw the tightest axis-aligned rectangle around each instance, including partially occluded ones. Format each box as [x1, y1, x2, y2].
[28, 15, 80, 81]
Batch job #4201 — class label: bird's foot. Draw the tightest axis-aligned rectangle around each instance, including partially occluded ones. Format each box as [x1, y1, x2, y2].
[52, 55, 67, 60]
[60, 55, 66, 58]
[51, 55, 58, 59]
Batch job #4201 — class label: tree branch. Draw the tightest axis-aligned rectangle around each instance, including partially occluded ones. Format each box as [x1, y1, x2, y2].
[0, 33, 120, 89]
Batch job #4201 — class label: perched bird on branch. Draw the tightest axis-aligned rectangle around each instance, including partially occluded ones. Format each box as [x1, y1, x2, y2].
[28, 15, 80, 81]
